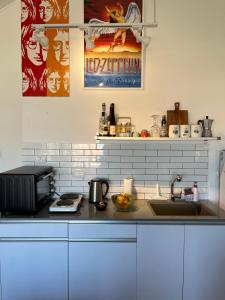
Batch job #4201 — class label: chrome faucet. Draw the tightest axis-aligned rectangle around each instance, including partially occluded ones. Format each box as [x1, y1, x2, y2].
[170, 175, 182, 201]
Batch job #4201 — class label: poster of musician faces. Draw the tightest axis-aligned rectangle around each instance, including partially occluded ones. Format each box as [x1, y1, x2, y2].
[21, 0, 70, 97]
[84, 0, 142, 88]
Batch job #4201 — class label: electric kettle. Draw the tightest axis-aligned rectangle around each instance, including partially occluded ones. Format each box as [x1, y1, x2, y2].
[198, 116, 214, 137]
[88, 178, 109, 203]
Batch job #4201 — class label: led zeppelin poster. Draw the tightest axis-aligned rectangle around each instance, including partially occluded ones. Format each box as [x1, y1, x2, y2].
[21, 0, 70, 97]
[84, 0, 143, 88]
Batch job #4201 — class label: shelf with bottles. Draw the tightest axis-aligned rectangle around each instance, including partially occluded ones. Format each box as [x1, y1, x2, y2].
[95, 136, 221, 142]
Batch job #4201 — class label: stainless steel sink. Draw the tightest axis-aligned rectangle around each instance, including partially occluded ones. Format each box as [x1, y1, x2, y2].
[148, 200, 217, 216]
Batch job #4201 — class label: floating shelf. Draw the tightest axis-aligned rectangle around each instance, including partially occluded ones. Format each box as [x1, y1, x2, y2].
[95, 136, 221, 142]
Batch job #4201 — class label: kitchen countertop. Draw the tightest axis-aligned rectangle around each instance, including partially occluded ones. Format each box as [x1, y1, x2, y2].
[1, 198, 225, 224]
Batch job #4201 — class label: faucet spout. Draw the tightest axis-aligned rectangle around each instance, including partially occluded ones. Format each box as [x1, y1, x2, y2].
[170, 175, 182, 201]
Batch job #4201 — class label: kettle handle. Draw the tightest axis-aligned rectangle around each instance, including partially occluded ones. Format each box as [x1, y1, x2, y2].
[101, 180, 109, 198]
[198, 120, 203, 126]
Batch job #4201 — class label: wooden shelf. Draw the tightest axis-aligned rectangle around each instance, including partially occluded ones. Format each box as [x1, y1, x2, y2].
[95, 136, 221, 142]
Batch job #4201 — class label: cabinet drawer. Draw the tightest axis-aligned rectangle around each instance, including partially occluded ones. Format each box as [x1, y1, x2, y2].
[69, 224, 136, 240]
[0, 222, 67, 238]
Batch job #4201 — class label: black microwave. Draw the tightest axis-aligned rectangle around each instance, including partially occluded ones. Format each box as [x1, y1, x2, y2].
[0, 166, 54, 214]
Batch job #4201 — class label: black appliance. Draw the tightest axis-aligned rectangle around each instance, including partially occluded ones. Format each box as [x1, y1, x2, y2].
[0, 166, 54, 214]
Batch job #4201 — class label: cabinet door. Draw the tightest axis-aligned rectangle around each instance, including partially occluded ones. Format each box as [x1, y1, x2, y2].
[69, 241, 136, 300]
[0, 241, 68, 300]
[183, 225, 225, 300]
[137, 225, 184, 300]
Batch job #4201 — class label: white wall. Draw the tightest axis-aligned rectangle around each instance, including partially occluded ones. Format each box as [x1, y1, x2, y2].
[0, 0, 225, 170]
[0, 1, 22, 171]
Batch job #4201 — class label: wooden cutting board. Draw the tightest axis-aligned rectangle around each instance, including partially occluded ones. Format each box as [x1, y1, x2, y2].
[167, 102, 188, 126]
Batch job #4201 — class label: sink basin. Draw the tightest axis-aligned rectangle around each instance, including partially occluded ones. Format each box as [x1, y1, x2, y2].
[148, 201, 217, 216]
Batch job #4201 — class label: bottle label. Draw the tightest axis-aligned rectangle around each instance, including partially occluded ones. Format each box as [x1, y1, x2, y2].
[109, 125, 116, 136]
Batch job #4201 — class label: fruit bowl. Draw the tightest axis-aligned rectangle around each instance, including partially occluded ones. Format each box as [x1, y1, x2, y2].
[112, 193, 134, 212]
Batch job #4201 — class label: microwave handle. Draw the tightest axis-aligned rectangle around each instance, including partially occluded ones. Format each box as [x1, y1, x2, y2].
[41, 172, 54, 180]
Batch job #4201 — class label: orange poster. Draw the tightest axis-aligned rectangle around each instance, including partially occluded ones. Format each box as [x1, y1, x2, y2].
[21, 0, 70, 97]
[84, 0, 143, 88]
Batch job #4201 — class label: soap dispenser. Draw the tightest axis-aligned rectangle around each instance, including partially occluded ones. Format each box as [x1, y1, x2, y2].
[192, 182, 199, 202]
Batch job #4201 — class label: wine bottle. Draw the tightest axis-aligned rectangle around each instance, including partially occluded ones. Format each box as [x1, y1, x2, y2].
[160, 115, 168, 137]
[108, 103, 116, 137]
[99, 103, 108, 136]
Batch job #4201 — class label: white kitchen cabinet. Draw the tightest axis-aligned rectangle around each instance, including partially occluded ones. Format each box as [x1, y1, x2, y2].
[137, 225, 184, 300]
[69, 224, 137, 300]
[183, 225, 225, 300]
[0, 223, 68, 300]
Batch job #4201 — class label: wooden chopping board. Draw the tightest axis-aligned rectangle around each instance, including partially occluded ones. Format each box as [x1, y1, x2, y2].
[167, 102, 188, 126]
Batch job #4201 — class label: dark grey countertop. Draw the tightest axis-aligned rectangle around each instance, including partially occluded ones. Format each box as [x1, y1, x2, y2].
[1, 198, 225, 224]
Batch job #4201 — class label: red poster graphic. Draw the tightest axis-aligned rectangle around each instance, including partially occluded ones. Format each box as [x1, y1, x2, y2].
[21, 0, 70, 97]
[84, 0, 143, 88]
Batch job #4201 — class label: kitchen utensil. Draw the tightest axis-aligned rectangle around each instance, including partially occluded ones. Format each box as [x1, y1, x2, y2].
[167, 102, 188, 128]
[191, 124, 203, 138]
[150, 115, 161, 137]
[88, 178, 109, 203]
[180, 125, 191, 138]
[169, 125, 180, 138]
[198, 116, 213, 137]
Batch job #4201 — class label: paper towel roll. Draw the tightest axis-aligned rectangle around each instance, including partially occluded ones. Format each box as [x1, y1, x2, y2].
[123, 178, 133, 195]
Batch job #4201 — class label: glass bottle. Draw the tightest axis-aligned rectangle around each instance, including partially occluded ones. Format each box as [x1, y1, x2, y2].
[109, 103, 116, 137]
[160, 115, 168, 137]
[99, 103, 108, 136]
[150, 115, 161, 137]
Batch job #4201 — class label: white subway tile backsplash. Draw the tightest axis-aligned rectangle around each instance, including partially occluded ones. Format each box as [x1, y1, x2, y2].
[55, 180, 72, 187]
[108, 150, 132, 156]
[195, 169, 208, 175]
[47, 155, 71, 162]
[60, 162, 84, 168]
[60, 187, 84, 193]
[97, 169, 120, 175]
[22, 141, 210, 200]
[72, 144, 96, 149]
[36, 149, 59, 155]
[121, 143, 145, 150]
[96, 155, 120, 162]
[121, 169, 145, 175]
[171, 144, 195, 150]
[195, 156, 208, 162]
[97, 143, 121, 150]
[146, 157, 170, 163]
[146, 143, 171, 150]
[109, 162, 132, 169]
[196, 144, 209, 150]
[60, 143, 72, 149]
[22, 149, 35, 155]
[47, 143, 61, 149]
[72, 156, 96, 162]
[133, 150, 157, 156]
[171, 157, 195, 163]
[146, 169, 170, 175]
[56, 168, 71, 175]
[170, 169, 194, 175]
[85, 150, 106, 156]
[121, 156, 145, 162]
[158, 151, 182, 157]
[183, 163, 208, 169]
[84, 162, 108, 168]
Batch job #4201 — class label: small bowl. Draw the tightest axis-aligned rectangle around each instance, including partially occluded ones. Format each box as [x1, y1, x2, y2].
[112, 194, 134, 212]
